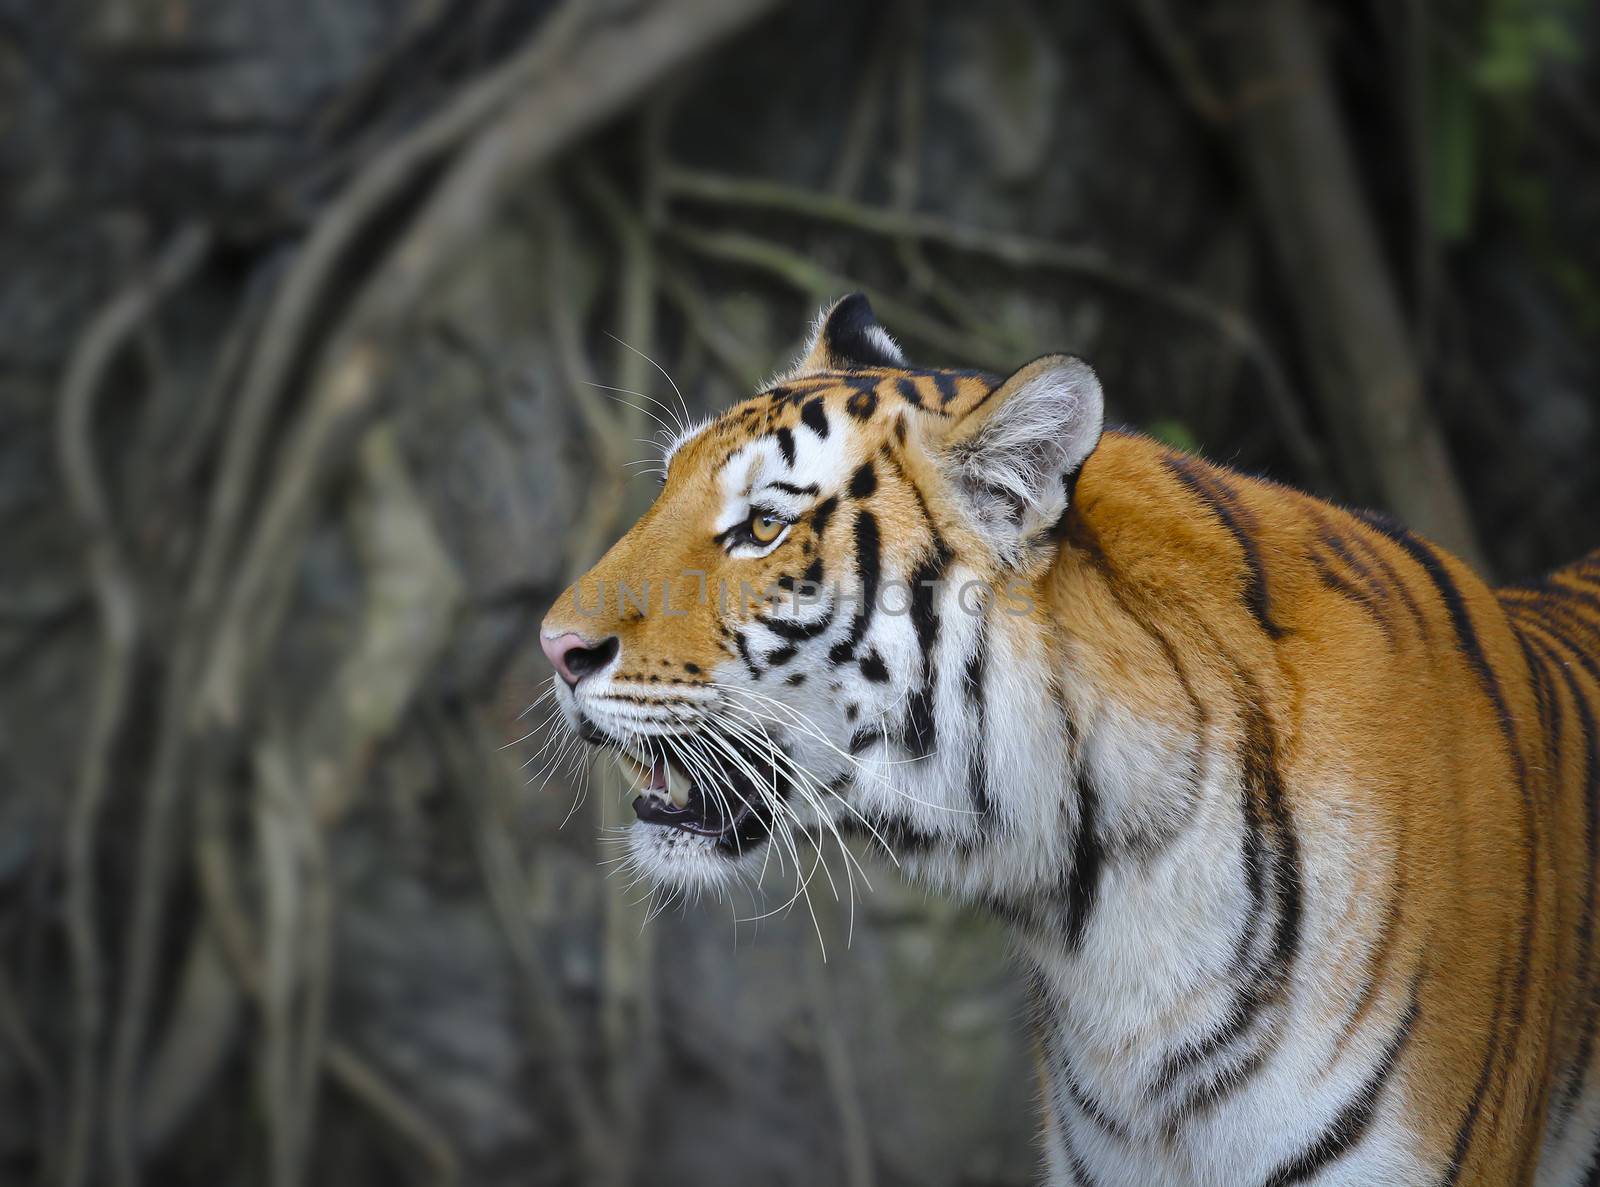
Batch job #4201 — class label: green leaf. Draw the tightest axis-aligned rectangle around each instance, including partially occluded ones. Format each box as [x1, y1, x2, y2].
[1146, 418, 1199, 453]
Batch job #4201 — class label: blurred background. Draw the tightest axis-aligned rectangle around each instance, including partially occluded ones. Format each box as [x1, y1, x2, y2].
[1, 0, 1597, 1184]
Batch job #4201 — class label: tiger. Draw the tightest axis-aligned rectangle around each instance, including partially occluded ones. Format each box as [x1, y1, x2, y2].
[537, 293, 1600, 1186]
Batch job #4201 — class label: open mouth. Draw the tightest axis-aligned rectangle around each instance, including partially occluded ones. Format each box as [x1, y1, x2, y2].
[613, 745, 785, 852]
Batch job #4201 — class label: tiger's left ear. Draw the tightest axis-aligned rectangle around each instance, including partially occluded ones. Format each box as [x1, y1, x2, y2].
[934, 354, 1103, 559]
[788, 293, 906, 374]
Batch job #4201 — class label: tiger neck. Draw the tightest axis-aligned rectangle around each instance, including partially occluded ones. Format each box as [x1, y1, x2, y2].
[875, 433, 1290, 1061]
[884, 433, 1233, 894]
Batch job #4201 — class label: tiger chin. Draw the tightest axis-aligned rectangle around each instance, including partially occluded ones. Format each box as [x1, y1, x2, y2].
[539, 294, 1600, 1187]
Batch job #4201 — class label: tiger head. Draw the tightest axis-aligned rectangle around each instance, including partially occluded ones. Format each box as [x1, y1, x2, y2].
[539, 295, 1102, 897]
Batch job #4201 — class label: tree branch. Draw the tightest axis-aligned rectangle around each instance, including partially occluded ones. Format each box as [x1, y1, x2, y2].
[1190, 0, 1485, 565]
[660, 168, 1330, 486]
[54, 222, 211, 1187]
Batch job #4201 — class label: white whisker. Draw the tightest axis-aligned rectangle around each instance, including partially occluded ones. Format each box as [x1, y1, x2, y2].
[604, 331, 694, 438]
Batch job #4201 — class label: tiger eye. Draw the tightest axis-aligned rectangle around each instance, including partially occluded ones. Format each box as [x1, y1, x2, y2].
[749, 513, 784, 544]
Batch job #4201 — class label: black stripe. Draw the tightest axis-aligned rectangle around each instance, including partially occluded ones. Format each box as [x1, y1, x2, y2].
[902, 690, 937, 758]
[1441, 989, 1507, 1187]
[1158, 734, 1267, 1084]
[901, 544, 950, 759]
[842, 510, 881, 653]
[1258, 987, 1420, 1187]
[1329, 877, 1406, 1061]
[1356, 514, 1534, 1186]
[799, 396, 829, 439]
[1155, 667, 1302, 1102]
[849, 461, 877, 499]
[1166, 1047, 1269, 1136]
[1158, 681, 1309, 1103]
[895, 457, 951, 559]
[1532, 599, 1600, 683]
[1061, 772, 1102, 953]
[1504, 627, 1555, 1183]
[1515, 628, 1559, 790]
[1064, 512, 1211, 858]
[1515, 607, 1600, 706]
[1035, 1042, 1105, 1187]
[1315, 518, 1379, 586]
[1359, 519, 1533, 739]
[1312, 551, 1394, 645]
[1583, 1142, 1600, 1187]
[963, 646, 985, 703]
[786, 373, 847, 391]
[1356, 516, 1512, 717]
[1342, 519, 1431, 640]
[1517, 622, 1600, 1130]
[759, 609, 834, 642]
[1064, 1068, 1129, 1144]
[858, 650, 889, 683]
[772, 426, 796, 468]
[1163, 455, 1288, 639]
[764, 643, 797, 666]
[898, 366, 997, 383]
[1517, 573, 1600, 619]
[1570, 562, 1600, 593]
[965, 636, 990, 821]
[1309, 511, 1396, 633]
[1556, 575, 1600, 618]
[766, 480, 819, 497]
[895, 376, 924, 408]
[810, 495, 838, 541]
[1247, 674, 1304, 1026]
[1362, 515, 1532, 741]
[733, 630, 760, 679]
[1061, 1125, 1101, 1187]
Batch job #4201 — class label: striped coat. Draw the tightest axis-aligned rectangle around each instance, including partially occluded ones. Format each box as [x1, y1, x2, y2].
[539, 295, 1600, 1186]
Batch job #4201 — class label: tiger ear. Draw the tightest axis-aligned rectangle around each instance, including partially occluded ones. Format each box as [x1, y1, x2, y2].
[788, 293, 906, 375]
[934, 354, 1103, 558]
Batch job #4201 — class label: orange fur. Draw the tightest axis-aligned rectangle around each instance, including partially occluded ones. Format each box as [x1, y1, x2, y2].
[1051, 433, 1600, 1182]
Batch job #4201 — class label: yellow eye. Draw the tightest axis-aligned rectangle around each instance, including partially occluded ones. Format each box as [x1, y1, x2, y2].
[748, 512, 785, 544]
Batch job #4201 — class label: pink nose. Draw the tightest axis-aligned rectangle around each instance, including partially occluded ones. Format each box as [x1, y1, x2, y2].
[540, 632, 619, 686]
